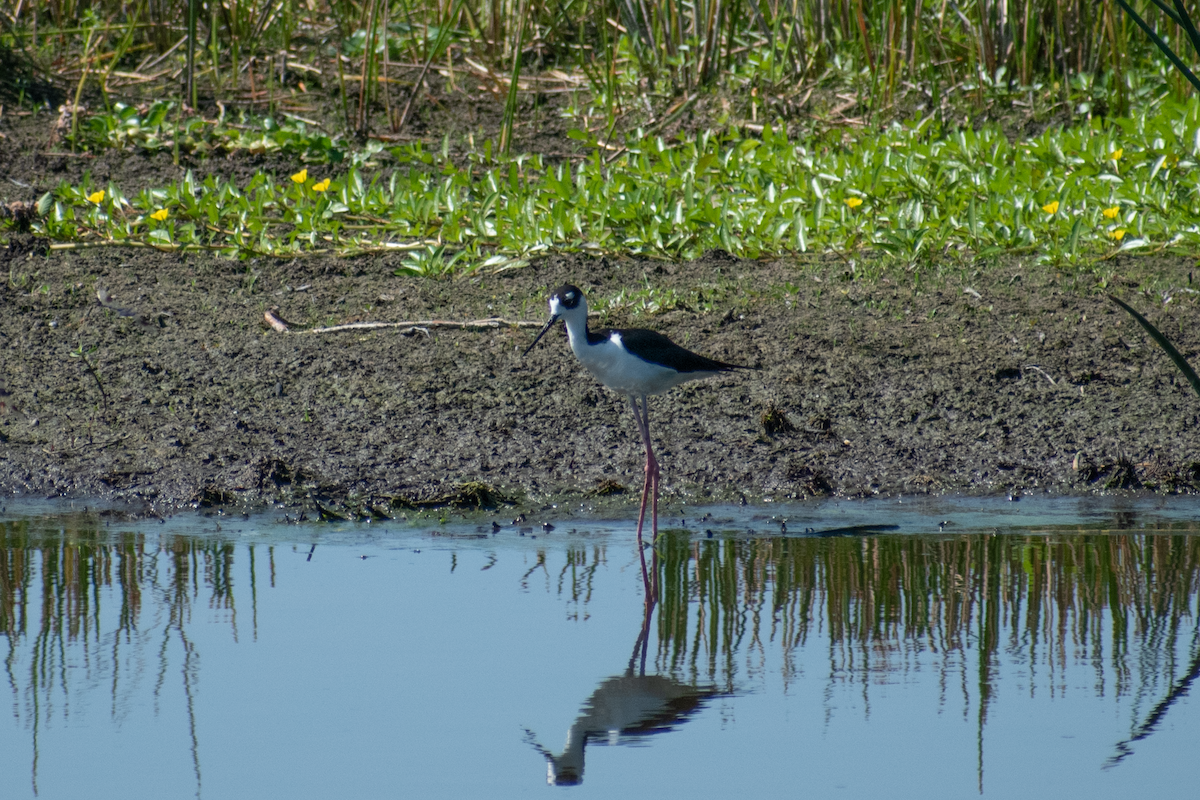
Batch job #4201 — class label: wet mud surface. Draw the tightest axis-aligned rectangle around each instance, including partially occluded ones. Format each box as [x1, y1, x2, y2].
[3, 114, 1200, 516]
[4, 241, 1200, 516]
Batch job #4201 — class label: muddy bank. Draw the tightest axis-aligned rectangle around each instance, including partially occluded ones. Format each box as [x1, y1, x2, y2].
[2, 240, 1199, 516]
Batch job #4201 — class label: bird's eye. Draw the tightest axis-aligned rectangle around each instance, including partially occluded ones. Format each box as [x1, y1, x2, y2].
[566, 292, 575, 301]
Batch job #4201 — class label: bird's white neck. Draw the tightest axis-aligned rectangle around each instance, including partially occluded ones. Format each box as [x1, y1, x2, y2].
[552, 299, 592, 353]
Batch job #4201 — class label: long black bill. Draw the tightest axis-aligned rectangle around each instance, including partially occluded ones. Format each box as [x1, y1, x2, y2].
[521, 315, 559, 357]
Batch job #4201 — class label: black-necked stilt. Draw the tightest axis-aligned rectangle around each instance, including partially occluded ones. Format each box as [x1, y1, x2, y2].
[523, 284, 758, 591]
[528, 670, 719, 785]
[524, 588, 719, 785]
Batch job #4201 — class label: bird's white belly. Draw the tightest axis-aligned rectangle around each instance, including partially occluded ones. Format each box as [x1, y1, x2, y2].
[570, 333, 708, 396]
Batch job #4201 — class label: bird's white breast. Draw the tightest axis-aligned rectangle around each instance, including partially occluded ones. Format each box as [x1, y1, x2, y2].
[568, 330, 709, 396]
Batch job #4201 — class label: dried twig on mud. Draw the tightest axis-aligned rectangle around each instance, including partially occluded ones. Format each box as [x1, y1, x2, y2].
[267, 316, 542, 334]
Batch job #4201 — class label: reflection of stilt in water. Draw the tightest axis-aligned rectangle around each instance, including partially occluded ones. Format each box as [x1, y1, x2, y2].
[527, 586, 720, 785]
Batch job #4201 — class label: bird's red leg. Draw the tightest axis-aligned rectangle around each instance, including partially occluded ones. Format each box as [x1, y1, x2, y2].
[630, 395, 661, 601]
[630, 395, 656, 597]
[642, 396, 661, 601]
[635, 471, 652, 595]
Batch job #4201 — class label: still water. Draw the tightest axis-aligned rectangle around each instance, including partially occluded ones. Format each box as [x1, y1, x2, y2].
[2, 495, 1199, 799]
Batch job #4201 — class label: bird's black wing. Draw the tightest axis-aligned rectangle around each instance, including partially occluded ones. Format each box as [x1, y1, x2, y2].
[609, 327, 758, 373]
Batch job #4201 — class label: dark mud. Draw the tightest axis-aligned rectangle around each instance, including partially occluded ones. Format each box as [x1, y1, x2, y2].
[4, 237, 1200, 516]
[3, 104, 1200, 517]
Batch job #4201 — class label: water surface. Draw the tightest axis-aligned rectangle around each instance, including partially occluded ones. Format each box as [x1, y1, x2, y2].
[2, 495, 1199, 798]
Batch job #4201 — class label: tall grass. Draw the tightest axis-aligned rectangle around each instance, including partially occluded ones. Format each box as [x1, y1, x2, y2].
[0, 0, 1194, 134]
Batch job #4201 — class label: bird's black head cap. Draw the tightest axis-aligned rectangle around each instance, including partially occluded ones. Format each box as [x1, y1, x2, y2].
[551, 285, 583, 310]
[523, 284, 585, 357]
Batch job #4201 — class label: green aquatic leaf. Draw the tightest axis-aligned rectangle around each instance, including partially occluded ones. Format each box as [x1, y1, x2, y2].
[1108, 294, 1200, 399]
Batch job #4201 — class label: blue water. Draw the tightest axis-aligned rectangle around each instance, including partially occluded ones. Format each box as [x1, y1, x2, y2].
[2, 495, 1198, 799]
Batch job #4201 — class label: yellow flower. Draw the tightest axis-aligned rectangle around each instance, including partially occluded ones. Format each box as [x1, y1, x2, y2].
[88, 190, 105, 204]
[1110, 148, 1123, 161]
[845, 197, 863, 209]
[291, 168, 308, 184]
[313, 178, 331, 192]
[150, 208, 169, 221]
[1042, 200, 1060, 215]
[1109, 229, 1126, 241]
[1102, 206, 1120, 220]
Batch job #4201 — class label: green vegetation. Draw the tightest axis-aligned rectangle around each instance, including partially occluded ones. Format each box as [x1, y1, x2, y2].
[73, 100, 350, 161]
[4, 0, 1200, 273]
[1109, 293, 1200, 398]
[32, 94, 1200, 273]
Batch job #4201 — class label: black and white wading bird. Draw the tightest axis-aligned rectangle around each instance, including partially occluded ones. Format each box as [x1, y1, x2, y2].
[523, 284, 758, 591]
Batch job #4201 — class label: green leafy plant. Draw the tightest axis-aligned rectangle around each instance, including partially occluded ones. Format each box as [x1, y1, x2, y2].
[1108, 294, 1200, 399]
[20, 93, 1200, 274]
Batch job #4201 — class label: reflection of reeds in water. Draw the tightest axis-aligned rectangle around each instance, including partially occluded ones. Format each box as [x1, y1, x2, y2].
[655, 529, 1200, 704]
[5, 515, 1199, 783]
[1, 516, 250, 795]
[1, 518, 241, 646]
[522, 544, 607, 621]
